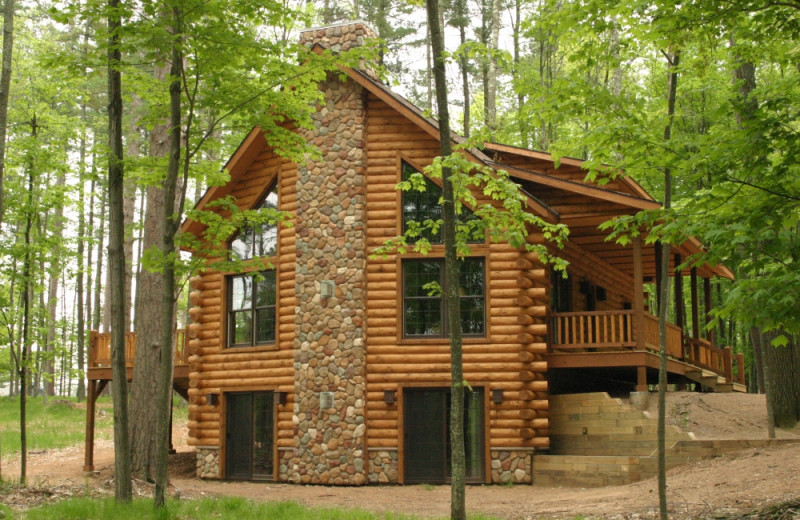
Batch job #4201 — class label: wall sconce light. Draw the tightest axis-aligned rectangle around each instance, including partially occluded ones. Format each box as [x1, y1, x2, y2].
[383, 389, 396, 405]
[207, 393, 219, 407]
[275, 391, 288, 406]
[320, 280, 335, 298]
[320, 391, 334, 409]
[491, 388, 504, 405]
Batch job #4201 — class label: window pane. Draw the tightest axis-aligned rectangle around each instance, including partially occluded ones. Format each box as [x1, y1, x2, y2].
[231, 276, 253, 311]
[460, 297, 485, 335]
[254, 223, 277, 257]
[255, 271, 277, 307]
[402, 163, 443, 244]
[459, 259, 484, 296]
[231, 311, 252, 345]
[255, 307, 276, 343]
[405, 298, 442, 335]
[403, 261, 441, 297]
[231, 228, 254, 260]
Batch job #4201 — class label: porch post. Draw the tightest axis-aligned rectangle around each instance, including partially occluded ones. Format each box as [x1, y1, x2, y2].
[674, 254, 685, 360]
[633, 235, 645, 350]
[84, 379, 97, 472]
[654, 240, 663, 311]
[704, 277, 715, 346]
[690, 267, 700, 361]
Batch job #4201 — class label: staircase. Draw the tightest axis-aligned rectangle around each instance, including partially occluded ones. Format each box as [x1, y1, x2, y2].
[685, 368, 747, 393]
[533, 392, 798, 487]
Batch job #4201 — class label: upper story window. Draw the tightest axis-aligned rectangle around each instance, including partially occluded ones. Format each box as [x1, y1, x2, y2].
[402, 257, 485, 338]
[228, 271, 276, 347]
[230, 185, 278, 260]
[401, 161, 480, 245]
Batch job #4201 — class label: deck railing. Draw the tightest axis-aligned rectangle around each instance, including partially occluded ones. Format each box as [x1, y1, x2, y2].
[551, 310, 744, 384]
[88, 329, 189, 368]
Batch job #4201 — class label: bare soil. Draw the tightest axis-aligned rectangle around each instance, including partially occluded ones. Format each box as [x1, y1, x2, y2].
[3, 392, 799, 519]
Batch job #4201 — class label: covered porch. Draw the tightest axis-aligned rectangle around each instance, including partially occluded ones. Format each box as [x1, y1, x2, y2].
[544, 229, 744, 394]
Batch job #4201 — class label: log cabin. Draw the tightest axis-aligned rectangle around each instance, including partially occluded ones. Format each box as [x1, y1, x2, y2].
[84, 21, 744, 486]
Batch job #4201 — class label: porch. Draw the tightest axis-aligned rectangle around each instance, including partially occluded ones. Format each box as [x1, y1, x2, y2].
[84, 329, 190, 472]
[548, 309, 747, 393]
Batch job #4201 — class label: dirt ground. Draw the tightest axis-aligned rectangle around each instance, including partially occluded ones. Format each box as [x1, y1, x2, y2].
[3, 392, 799, 519]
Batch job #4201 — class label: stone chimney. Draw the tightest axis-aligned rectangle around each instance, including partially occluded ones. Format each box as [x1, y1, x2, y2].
[288, 22, 370, 485]
[299, 21, 379, 80]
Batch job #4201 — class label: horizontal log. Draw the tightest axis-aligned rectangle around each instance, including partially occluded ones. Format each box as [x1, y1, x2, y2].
[187, 439, 219, 447]
[366, 438, 398, 448]
[189, 275, 204, 291]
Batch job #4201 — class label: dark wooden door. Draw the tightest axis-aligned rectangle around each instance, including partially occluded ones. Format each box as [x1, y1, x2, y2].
[404, 387, 484, 484]
[225, 391, 275, 480]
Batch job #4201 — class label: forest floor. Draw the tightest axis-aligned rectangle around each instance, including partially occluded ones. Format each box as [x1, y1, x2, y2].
[2, 391, 800, 519]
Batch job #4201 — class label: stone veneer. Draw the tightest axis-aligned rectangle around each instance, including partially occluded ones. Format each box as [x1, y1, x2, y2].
[196, 447, 220, 479]
[299, 21, 379, 81]
[491, 449, 533, 484]
[367, 448, 398, 484]
[289, 22, 374, 486]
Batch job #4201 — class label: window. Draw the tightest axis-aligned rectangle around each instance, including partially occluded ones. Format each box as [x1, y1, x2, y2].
[401, 161, 479, 244]
[230, 186, 278, 260]
[227, 271, 276, 347]
[403, 258, 485, 337]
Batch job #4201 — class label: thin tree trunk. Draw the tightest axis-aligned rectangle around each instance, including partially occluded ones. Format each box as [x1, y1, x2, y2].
[155, 9, 185, 504]
[0, 0, 15, 224]
[123, 95, 142, 332]
[750, 327, 774, 436]
[484, 0, 500, 131]
[108, 0, 132, 500]
[93, 178, 105, 331]
[76, 101, 88, 402]
[657, 49, 680, 520]
[44, 170, 66, 397]
[19, 152, 36, 485]
[427, 1, 465, 518]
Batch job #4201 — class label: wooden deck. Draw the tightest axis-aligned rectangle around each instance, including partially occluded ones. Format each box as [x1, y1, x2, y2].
[84, 329, 190, 472]
[549, 310, 746, 392]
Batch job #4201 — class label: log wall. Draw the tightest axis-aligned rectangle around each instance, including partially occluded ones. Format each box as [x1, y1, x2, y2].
[186, 150, 298, 453]
[363, 92, 550, 461]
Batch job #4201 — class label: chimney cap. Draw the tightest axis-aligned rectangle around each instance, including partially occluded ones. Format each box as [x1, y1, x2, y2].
[300, 19, 379, 37]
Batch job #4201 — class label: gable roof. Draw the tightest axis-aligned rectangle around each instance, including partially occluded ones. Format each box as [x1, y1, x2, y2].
[181, 51, 732, 280]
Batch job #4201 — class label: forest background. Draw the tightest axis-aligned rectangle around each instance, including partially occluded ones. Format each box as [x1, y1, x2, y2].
[0, 0, 798, 483]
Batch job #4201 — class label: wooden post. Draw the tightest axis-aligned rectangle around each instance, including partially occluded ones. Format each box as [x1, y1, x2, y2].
[690, 267, 700, 361]
[723, 346, 733, 383]
[654, 241, 663, 312]
[633, 235, 645, 350]
[673, 254, 685, 359]
[84, 379, 97, 472]
[736, 352, 746, 385]
[636, 365, 648, 392]
[703, 277, 715, 346]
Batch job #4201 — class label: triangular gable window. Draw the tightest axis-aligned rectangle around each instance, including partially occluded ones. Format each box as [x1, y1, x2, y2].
[230, 184, 278, 260]
[401, 161, 479, 244]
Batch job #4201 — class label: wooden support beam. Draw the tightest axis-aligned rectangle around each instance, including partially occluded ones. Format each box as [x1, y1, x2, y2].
[83, 379, 108, 472]
[704, 277, 715, 346]
[723, 346, 733, 383]
[636, 366, 648, 392]
[633, 235, 645, 350]
[690, 267, 700, 341]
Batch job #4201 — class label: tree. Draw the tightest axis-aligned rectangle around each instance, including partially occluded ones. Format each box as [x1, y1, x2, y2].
[426, 0, 465, 516]
[107, 0, 132, 501]
[0, 0, 15, 224]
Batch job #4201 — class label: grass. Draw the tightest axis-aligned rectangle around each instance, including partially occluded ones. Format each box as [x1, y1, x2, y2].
[0, 396, 115, 457]
[22, 496, 462, 520]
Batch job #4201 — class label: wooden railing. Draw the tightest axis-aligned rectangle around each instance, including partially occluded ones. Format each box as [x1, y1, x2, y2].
[551, 310, 635, 349]
[89, 329, 189, 369]
[551, 310, 745, 385]
[641, 313, 684, 359]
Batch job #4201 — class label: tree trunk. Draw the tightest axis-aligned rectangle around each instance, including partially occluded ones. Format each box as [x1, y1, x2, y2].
[657, 50, 680, 520]
[484, 0, 500, 132]
[155, 9, 184, 504]
[19, 152, 35, 485]
[76, 103, 88, 403]
[123, 95, 143, 332]
[129, 62, 171, 482]
[0, 0, 15, 224]
[750, 327, 774, 436]
[94, 180, 106, 331]
[426, 1, 465, 518]
[43, 170, 66, 397]
[761, 330, 799, 429]
[108, 0, 132, 500]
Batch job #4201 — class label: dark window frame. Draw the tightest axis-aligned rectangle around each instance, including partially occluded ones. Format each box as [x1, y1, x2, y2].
[226, 270, 277, 349]
[402, 257, 486, 338]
